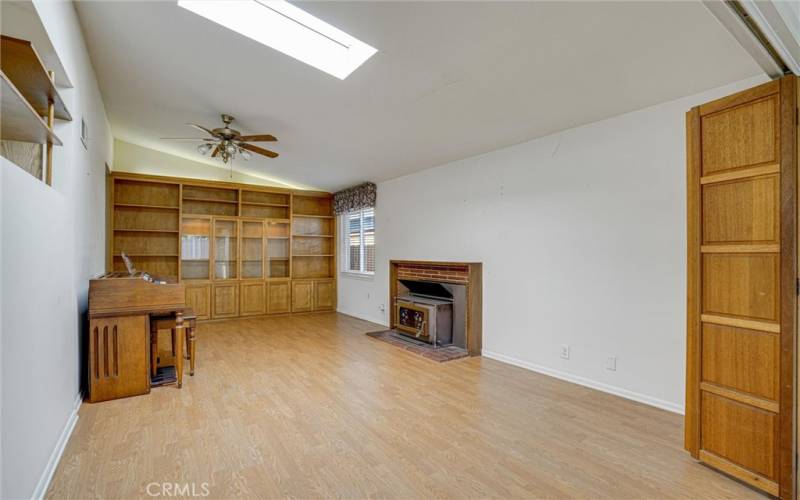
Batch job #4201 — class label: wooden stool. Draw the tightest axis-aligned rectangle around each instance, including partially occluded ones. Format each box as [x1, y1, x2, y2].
[150, 309, 197, 387]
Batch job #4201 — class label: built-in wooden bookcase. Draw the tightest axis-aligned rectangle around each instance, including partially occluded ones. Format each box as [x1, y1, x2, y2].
[241, 190, 290, 219]
[183, 185, 238, 216]
[266, 221, 290, 278]
[108, 173, 336, 319]
[181, 217, 211, 280]
[292, 195, 335, 280]
[112, 179, 180, 278]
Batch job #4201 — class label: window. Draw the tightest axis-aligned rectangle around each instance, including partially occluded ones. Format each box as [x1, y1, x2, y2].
[177, 0, 377, 79]
[343, 208, 374, 274]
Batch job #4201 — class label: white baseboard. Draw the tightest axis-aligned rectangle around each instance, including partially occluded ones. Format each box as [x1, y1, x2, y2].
[31, 392, 82, 500]
[482, 350, 684, 415]
[336, 308, 388, 328]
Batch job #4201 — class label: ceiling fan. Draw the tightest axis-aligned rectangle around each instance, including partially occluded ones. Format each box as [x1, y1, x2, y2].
[162, 114, 278, 165]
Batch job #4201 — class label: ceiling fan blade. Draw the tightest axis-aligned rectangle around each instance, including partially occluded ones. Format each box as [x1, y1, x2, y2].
[160, 137, 217, 141]
[240, 142, 279, 158]
[237, 134, 277, 142]
[188, 123, 216, 136]
[211, 144, 221, 157]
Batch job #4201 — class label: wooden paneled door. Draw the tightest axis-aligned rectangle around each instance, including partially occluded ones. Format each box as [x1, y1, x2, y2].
[686, 76, 797, 498]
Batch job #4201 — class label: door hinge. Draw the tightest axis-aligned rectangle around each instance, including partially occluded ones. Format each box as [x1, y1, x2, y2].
[796, 278, 799, 296]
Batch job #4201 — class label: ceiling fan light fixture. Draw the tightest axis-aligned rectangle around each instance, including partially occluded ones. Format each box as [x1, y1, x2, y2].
[240, 148, 252, 160]
[197, 143, 213, 155]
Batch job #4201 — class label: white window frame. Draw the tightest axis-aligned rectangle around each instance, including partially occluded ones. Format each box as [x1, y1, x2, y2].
[340, 207, 375, 277]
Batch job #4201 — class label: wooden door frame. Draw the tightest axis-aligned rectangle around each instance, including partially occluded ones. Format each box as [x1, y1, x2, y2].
[778, 75, 797, 500]
[685, 75, 797, 499]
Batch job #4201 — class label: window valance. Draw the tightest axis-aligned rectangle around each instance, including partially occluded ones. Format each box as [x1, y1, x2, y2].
[333, 182, 376, 215]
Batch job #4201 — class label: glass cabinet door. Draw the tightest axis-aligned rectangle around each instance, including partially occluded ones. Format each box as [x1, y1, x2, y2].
[213, 218, 238, 280]
[266, 221, 290, 278]
[181, 217, 211, 279]
[241, 220, 264, 279]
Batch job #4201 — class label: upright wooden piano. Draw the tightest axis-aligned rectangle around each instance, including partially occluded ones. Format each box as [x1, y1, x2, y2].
[88, 271, 185, 402]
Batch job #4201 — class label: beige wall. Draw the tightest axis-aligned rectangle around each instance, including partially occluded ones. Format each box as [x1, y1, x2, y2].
[1, 1, 114, 497]
[113, 140, 302, 188]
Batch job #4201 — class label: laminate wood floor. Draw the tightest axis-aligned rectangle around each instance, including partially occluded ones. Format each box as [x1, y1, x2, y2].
[47, 313, 762, 499]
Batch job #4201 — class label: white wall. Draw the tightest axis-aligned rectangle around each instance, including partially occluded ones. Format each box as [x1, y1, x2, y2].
[113, 140, 295, 188]
[0, 1, 113, 498]
[338, 75, 768, 414]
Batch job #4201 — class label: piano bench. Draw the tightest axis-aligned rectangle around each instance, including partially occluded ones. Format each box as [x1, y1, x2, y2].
[150, 309, 198, 384]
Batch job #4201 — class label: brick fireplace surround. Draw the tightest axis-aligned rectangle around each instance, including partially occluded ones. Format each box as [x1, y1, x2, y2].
[389, 260, 483, 355]
[396, 262, 470, 284]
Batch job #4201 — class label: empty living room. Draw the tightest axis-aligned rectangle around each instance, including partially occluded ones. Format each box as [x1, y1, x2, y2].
[2, 0, 800, 498]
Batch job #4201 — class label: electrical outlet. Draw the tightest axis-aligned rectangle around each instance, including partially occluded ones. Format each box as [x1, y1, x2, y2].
[560, 345, 570, 360]
[605, 356, 617, 371]
[379, 304, 386, 312]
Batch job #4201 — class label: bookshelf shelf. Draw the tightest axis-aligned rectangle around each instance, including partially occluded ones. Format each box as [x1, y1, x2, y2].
[242, 201, 289, 208]
[1, 70, 62, 145]
[184, 197, 238, 204]
[114, 228, 179, 233]
[114, 203, 179, 210]
[1, 35, 71, 121]
[292, 214, 334, 219]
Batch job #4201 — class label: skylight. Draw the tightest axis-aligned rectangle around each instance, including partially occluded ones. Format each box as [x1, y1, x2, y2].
[177, 0, 377, 80]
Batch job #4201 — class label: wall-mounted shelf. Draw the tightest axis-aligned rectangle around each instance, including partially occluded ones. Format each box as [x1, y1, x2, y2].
[0, 35, 71, 121]
[1, 70, 61, 145]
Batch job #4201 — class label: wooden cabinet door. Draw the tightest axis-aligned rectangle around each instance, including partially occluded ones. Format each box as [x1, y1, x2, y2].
[88, 315, 149, 403]
[291, 281, 313, 312]
[267, 280, 291, 314]
[240, 282, 265, 316]
[212, 283, 239, 318]
[685, 76, 796, 498]
[185, 284, 211, 320]
[313, 280, 335, 311]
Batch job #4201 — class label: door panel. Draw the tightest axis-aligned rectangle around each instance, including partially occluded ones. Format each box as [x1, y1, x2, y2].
[291, 281, 313, 312]
[686, 76, 796, 498]
[701, 323, 779, 400]
[212, 283, 239, 318]
[702, 254, 779, 321]
[702, 175, 779, 244]
[701, 95, 778, 175]
[240, 282, 265, 316]
[313, 280, 335, 311]
[701, 392, 777, 480]
[185, 284, 210, 320]
[267, 280, 290, 314]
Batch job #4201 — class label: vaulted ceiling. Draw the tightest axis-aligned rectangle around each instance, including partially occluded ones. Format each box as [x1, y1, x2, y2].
[75, 1, 762, 191]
